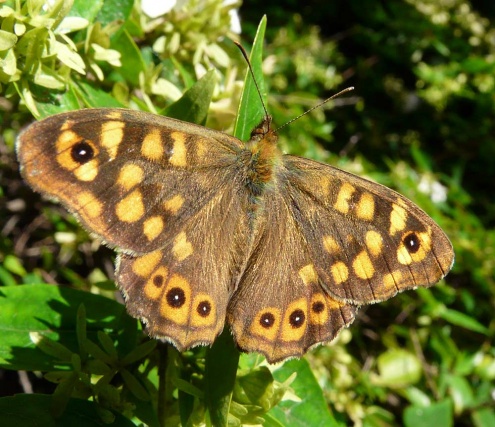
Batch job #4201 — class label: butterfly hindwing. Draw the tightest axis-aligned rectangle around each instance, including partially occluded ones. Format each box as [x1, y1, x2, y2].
[117, 181, 251, 349]
[228, 185, 358, 363]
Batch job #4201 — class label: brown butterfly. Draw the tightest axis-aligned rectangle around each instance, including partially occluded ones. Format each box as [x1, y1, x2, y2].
[16, 105, 454, 363]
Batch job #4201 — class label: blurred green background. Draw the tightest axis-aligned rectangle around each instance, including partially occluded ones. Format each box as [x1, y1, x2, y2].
[0, 0, 494, 426]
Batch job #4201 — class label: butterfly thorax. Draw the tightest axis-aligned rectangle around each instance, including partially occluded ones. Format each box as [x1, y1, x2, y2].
[242, 116, 282, 197]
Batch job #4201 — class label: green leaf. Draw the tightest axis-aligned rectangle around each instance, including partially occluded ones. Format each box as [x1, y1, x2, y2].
[204, 328, 240, 427]
[77, 80, 124, 108]
[440, 308, 489, 334]
[472, 408, 495, 427]
[33, 85, 81, 117]
[3, 254, 26, 276]
[0, 284, 138, 371]
[70, 0, 104, 23]
[112, 30, 146, 86]
[404, 399, 453, 427]
[0, 394, 135, 427]
[121, 339, 156, 365]
[446, 374, 474, 413]
[234, 15, 267, 141]
[121, 368, 150, 401]
[96, 0, 134, 29]
[268, 358, 339, 427]
[0, 29, 17, 50]
[163, 69, 216, 124]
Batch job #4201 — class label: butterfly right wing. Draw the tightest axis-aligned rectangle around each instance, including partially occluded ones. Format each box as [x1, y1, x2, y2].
[227, 154, 453, 363]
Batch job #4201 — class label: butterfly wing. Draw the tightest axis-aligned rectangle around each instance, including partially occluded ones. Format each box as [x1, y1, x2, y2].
[227, 184, 358, 363]
[283, 155, 454, 302]
[17, 108, 250, 349]
[228, 155, 453, 363]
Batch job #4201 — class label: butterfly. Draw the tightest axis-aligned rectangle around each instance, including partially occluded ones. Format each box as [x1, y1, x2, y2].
[16, 102, 454, 363]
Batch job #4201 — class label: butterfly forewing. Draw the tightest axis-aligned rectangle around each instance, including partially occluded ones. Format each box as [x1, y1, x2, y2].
[281, 155, 454, 305]
[17, 108, 244, 253]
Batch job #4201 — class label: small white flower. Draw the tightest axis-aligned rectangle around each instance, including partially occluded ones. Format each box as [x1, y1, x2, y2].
[418, 175, 447, 203]
[141, 0, 177, 18]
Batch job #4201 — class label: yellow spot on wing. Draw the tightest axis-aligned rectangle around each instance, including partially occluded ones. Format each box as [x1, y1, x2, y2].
[331, 261, 349, 284]
[117, 164, 144, 190]
[334, 182, 355, 214]
[356, 192, 375, 220]
[383, 271, 402, 291]
[56, 130, 99, 181]
[250, 308, 281, 340]
[78, 191, 102, 219]
[132, 250, 162, 277]
[141, 128, 164, 160]
[191, 293, 216, 327]
[319, 176, 331, 197]
[172, 231, 193, 261]
[169, 132, 187, 167]
[161, 274, 191, 325]
[323, 235, 340, 254]
[196, 138, 207, 160]
[116, 189, 145, 222]
[298, 264, 317, 286]
[365, 230, 383, 257]
[101, 121, 124, 159]
[163, 194, 185, 215]
[144, 266, 168, 300]
[397, 230, 432, 265]
[353, 251, 375, 280]
[106, 110, 122, 120]
[281, 298, 307, 341]
[143, 216, 165, 241]
[56, 129, 80, 153]
[60, 119, 74, 131]
[389, 203, 407, 235]
[309, 293, 328, 325]
[74, 161, 99, 181]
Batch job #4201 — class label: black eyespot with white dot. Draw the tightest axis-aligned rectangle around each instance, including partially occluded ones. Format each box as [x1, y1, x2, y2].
[403, 232, 421, 254]
[289, 309, 305, 328]
[197, 300, 211, 317]
[166, 287, 185, 308]
[71, 141, 94, 164]
[260, 312, 275, 329]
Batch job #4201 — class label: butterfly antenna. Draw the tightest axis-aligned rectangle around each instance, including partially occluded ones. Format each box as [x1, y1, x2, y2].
[274, 86, 355, 133]
[234, 41, 270, 121]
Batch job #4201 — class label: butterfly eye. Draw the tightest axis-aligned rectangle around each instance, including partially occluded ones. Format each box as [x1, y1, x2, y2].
[403, 232, 421, 254]
[166, 287, 186, 308]
[197, 300, 212, 317]
[289, 309, 305, 328]
[71, 141, 95, 164]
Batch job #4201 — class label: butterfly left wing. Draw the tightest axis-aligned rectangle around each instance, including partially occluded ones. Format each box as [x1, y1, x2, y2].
[228, 154, 453, 363]
[17, 108, 252, 350]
